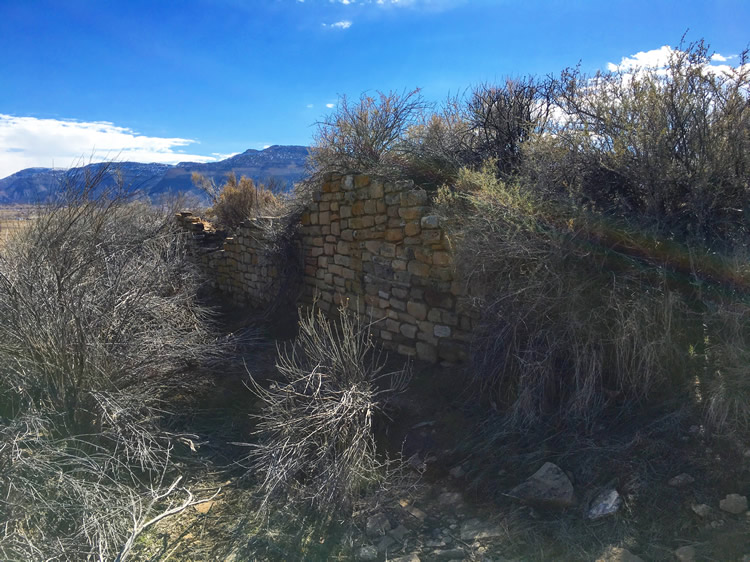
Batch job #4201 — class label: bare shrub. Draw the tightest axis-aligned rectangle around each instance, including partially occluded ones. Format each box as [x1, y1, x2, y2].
[533, 39, 750, 247]
[192, 172, 283, 231]
[309, 89, 427, 179]
[462, 77, 554, 177]
[246, 305, 411, 517]
[438, 164, 692, 427]
[0, 165, 222, 560]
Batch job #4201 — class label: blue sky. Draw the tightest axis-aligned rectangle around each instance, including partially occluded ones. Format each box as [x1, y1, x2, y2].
[0, 0, 748, 177]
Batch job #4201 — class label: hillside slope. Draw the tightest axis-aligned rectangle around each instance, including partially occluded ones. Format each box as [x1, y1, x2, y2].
[0, 145, 310, 204]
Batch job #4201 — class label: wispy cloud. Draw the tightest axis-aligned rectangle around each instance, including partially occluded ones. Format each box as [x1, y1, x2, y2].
[322, 20, 352, 29]
[0, 114, 218, 179]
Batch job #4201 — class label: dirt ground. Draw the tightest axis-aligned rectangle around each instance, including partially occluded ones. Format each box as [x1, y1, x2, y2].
[129, 303, 750, 562]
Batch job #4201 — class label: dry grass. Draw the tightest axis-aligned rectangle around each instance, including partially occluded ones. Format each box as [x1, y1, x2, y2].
[0, 205, 35, 245]
[437, 164, 695, 429]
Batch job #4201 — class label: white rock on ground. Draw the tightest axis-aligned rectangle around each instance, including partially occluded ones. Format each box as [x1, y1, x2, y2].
[431, 548, 466, 560]
[389, 555, 421, 562]
[691, 503, 712, 517]
[366, 512, 392, 537]
[668, 473, 696, 487]
[508, 462, 576, 508]
[587, 488, 622, 520]
[719, 493, 748, 515]
[437, 491, 464, 506]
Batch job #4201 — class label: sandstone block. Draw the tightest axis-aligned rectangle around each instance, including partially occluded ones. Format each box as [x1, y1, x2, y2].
[352, 201, 365, 216]
[415, 248, 433, 264]
[364, 240, 382, 254]
[434, 325, 451, 338]
[390, 298, 406, 311]
[386, 319, 400, 333]
[400, 324, 418, 339]
[407, 261, 431, 277]
[369, 180, 384, 198]
[407, 301, 427, 321]
[397, 344, 417, 357]
[433, 251, 451, 266]
[404, 222, 421, 237]
[380, 243, 397, 258]
[385, 229, 404, 242]
[398, 207, 427, 221]
[400, 190, 428, 207]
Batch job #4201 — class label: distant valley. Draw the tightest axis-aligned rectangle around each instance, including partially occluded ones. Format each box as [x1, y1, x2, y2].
[0, 145, 310, 204]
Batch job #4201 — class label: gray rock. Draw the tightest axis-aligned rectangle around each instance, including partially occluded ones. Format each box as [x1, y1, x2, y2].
[390, 555, 421, 562]
[587, 488, 622, 520]
[389, 524, 410, 542]
[508, 462, 576, 508]
[668, 473, 696, 487]
[691, 503, 711, 517]
[356, 545, 378, 561]
[460, 518, 504, 541]
[719, 493, 748, 514]
[431, 548, 466, 560]
[366, 512, 392, 537]
[674, 545, 696, 562]
[376, 535, 397, 553]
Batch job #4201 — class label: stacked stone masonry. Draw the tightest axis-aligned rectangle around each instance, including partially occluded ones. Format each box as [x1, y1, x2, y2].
[177, 174, 476, 363]
[175, 213, 283, 307]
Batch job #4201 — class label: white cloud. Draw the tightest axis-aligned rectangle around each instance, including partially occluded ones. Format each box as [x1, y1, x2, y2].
[326, 103, 335, 108]
[322, 20, 352, 29]
[606, 46, 739, 77]
[0, 114, 220, 179]
[306, 103, 314, 108]
[606, 46, 675, 72]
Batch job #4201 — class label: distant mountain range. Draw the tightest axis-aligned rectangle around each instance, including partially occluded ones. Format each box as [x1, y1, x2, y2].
[0, 145, 310, 204]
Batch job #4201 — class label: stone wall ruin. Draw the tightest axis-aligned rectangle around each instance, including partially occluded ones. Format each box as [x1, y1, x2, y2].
[178, 173, 477, 363]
